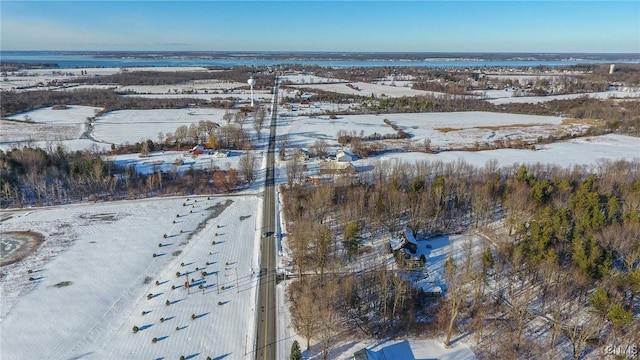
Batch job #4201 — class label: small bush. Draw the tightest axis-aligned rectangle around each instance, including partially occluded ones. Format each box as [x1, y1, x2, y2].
[176, 272, 181, 277]
[28, 269, 33, 274]
[158, 243, 163, 247]
[163, 234, 168, 238]
[28, 277, 35, 281]
[191, 313, 196, 320]
[160, 317, 165, 322]
[152, 337, 158, 343]
[202, 271, 207, 277]
[155, 280, 160, 286]
[171, 285, 176, 290]
[132, 325, 139, 333]
[165, 300, 170, 306]
[218, 301, 223, 305]
[152, 253, 157, 257]
[180, 262, 185, 267]
[147, 294, 153, 300]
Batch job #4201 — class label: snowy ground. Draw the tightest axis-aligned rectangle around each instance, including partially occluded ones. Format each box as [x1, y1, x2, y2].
[289, 81, 446, 98]
[485, 90, 640, 105]
[0, 195, 261, 360]
[2, 71, 639, 359]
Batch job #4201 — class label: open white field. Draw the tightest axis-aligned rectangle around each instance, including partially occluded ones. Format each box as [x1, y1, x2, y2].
[92, 108, 234, 145]
[352, 134, 640, 170]
[5, 105, 102, 124]
[486, 90, 640, 105]
[289, 81, 446, 98]
[0, 195, 261, 360]
[279, 111, 570, 150]
[2, 105, 102, 144]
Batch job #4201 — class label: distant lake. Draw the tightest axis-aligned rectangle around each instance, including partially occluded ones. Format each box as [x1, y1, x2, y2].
[1, 51, 639, 69]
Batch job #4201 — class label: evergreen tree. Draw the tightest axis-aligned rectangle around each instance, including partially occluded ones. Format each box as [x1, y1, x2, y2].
[290, 340, 302, 360]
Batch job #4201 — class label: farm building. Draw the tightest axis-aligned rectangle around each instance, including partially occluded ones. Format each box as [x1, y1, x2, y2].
[318, 161, 357, 175]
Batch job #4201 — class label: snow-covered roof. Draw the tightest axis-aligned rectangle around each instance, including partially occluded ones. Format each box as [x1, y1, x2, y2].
[389, 237, 404, 251]
[355, 340, 416, 360]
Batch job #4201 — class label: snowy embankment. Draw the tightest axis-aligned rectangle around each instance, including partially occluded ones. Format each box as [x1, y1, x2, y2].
[0, 195, 261, 360]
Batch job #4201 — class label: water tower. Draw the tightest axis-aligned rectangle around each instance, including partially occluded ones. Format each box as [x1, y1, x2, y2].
[247, 76, 256, 107]
[609, 64, 616, 75]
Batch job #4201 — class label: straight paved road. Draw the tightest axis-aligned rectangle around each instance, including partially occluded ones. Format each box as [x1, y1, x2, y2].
[255, 76, 279, 360]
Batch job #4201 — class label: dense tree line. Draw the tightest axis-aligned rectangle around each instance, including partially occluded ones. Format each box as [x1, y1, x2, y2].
[0, 145, 252, 208]
[0, 89, 211, 118]
[283, 158, 640, 358]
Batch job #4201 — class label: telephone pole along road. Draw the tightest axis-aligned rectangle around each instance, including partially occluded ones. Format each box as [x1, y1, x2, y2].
[255, 76, 279, 360]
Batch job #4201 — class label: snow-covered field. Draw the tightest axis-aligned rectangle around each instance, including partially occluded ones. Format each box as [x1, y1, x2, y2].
[1, 195, 261, 360]
[2, 71, 640, 360]
[92, 108, 231, 145]
[485, 90, 640, 105]
[289, 81, 446, 98]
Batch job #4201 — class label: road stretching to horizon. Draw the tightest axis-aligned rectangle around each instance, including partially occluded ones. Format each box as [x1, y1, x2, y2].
[255, 76, 279, 360]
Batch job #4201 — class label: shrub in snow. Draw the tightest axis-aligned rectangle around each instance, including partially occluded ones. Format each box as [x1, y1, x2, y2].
[152, 337, 158, 343]
[155, 280, 160, 286]
[176, 326, 181, 331]
[132, 326, 139, 333]
[160, 317, 165, 322]
[212, 240, 216, 245]
[158, 243, 163, 247]
[173, 220, 176, 224]
[28, 277, 35, 281]
[221, 285, 226, 290]
[205, 261, 210, 265]
[190, 210, 193, 214]
[142, 310, 150, 316]
[191, 313, 196, 320]
[215, 233, 219, 236]
[217, 225, 220, 228]
[180, 230, 184, 233]
[171, 285, 176, 290]
[165, 300, 170, 306]
[152, 253, 157, 257]
[180, 356, 186, 360]
[218, 301, 223, 305]
[180, 262, 185, 267]
[176, 272, 181, 277]
[28, 269, 33, 274]
[163, 234, 168, 238]
[202, 271, 207, 277]
[176, 214, 180, 218]
[147, 294, 153, 300]
[183, 203, 186, 206]
[199, 284, 204, 289]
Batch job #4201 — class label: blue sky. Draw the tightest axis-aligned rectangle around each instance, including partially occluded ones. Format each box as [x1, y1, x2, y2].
[1, 1, 639, 52]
